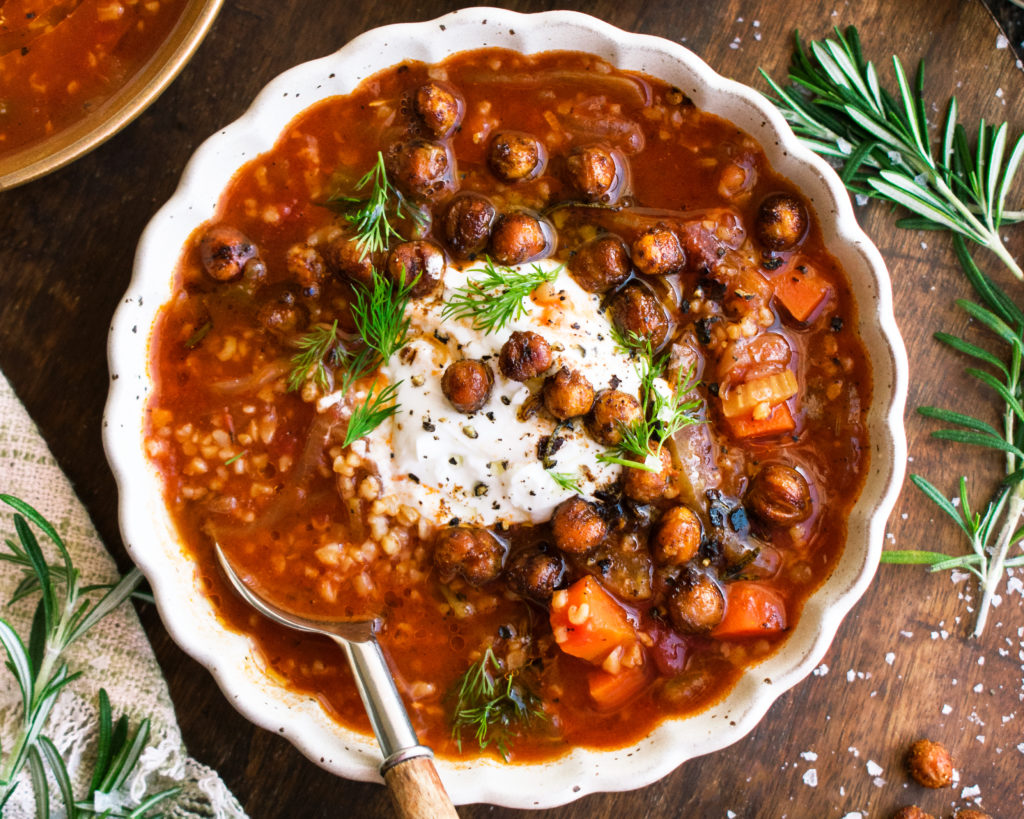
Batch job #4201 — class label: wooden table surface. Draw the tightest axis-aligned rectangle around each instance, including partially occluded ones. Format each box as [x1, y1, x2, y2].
[2, 0, 1023, 816]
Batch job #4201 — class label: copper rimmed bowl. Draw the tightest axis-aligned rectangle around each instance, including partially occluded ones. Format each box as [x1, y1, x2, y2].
[0, 0, 223, 191]
[104, 7, 909, 808]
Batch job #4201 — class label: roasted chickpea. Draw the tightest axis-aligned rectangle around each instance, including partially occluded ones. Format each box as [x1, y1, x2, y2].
[651, 505, 702, 566]
[587, 389, 642, 446]
[257, 291, 306, 337]
[387, 240, 446, 297]
[623, 445, 673, 503]
[413, 81, 464, 138]
[506, 548, 566, 602]
[542, 367, 595, 420]
[285, 242, 325, 296]
[499, 331, 552, 381]
[322, 234, 375, 286]
[746, 464, 812, 526]
[631, 224, 685, 276]
[611, 283, 670, 347]
[385, 139, 456, 200]
[434, 526, 506, 586]
[551, 496, 607, 554]
[568, 235, 632, 293]
[668, 572, 725, 634]
[905, 739, 954, 789]
[198, 225, 258, 282]
[953, 811, 992, 819]
[441, 359, 494, 413]
[565, 144, 623, 202]
[489, 131, 546, 182]
[490, 212, 551, 265]
[892, 808, 936, 819]
[443, 193, 496, 258]
[755, 193, 808, 251]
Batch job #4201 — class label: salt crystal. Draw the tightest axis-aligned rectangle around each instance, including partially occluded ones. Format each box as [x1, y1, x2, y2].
[974, 683, 984, 693]
[801, 751, 818, 761]
[900, 630, 913, 638]
[885, 652, 895, 665]
[963, 784, 981, 798]
[1016, 742, 1024, 754]
[728, 812, 737, 818]
[841, 814, 862, 819]
[942, 704, 953, 715]
[846, 669, 856, 682]
[920, 242, 928, 250]
[866, 760, 883, 777]
[803, 769, 818, 787]
[814, 663, 829, 676]
[854, 193, 869, 206]
[997, 33, 1009, 49]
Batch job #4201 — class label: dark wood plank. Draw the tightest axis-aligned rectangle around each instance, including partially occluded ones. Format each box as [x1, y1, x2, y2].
[2, 0, 1023, 817]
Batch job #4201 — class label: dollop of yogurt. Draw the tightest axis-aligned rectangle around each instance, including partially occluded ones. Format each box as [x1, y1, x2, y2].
[361, 259, 644, 526]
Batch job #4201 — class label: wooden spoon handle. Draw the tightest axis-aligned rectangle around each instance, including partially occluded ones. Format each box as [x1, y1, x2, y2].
[384, 755, 459, 819]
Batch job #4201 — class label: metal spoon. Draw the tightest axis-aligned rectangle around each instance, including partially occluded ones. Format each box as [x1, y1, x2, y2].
[213, 543, 458, 819]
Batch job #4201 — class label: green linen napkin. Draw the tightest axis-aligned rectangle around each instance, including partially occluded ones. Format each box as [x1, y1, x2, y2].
[0, 370, 247, 818]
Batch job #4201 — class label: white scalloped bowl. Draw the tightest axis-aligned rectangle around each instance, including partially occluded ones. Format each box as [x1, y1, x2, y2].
[104, 8, 908, 809]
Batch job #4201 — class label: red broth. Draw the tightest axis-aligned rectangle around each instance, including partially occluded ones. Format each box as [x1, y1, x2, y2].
[146, 48, 870, 761]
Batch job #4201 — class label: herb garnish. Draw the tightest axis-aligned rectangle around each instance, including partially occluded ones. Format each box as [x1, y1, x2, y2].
[762, 28, 1024, 636]
[323, 151, 423, 258]
[546, 469, 584, 494]
[287, 320, 345, 393]
[447, 647, 545, 760]
[0, 495, 178, 814]
[441, 258, 561, 334]
[343, 379, 402, 448]
[598, 337, 702, 472]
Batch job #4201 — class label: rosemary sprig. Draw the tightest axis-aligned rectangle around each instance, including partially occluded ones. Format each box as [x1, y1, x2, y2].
[0, 495, 177, 814]
[763, 29, 1024, 636]
[323, 151, 421, 258]
[546, 469, 584, 494]
[598, 338, 702, 472]
[447, 647, 544, 761]
[441, 259, 561, 334]
[761, 26, 1024, 279]
[286, 320, 344, 393]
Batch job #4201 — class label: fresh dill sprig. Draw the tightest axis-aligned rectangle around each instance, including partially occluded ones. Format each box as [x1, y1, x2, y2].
[343, 379, 402, 448]
[598, 339, 702, 472]
[287, 320, 344, 393]
[441, 259, 561, 334]
[0, 495, 178, 815]
[546, 469, 584, 494]
[761, 25, 1024, 279]
[447, 647, 545, 761]
[323, 151, 423, 258]
[763, 28, 1024, 636]
[350, 268, 416, 366]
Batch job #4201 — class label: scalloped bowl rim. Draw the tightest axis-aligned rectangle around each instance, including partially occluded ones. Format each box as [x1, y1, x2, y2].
[103, 8, 908, 809]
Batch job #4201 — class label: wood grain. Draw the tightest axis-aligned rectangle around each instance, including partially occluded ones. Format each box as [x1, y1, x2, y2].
[384, 757, 460, 819]
[1, 0, 1023, 817]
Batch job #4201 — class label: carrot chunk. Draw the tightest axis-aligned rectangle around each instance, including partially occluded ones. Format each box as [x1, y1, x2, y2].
[774, 267, 831, 322]
[550, 576, 637, 664]
[726, 402, 795, 439]
[587, 662, 651, 710]
[712, 582, 788, 640]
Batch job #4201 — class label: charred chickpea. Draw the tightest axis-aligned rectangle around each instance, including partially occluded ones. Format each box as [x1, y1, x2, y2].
[551, 497, 607, 554]
[490, 212, 551, 265]
[623, 445, 673, 503]
[755, 193, 808, 251]
[565, 144, 621, 201]
[385, 139, 455, 200]
[651, 505, 702, 566]
[668, 572, 725, 634]
[387, 240, 446, 297]
[568, 234, 632, 293]
[505, 548, 566, 602]
[631, 224, 685, 276]
[746, 464, 812, 526]
[587, 389, 643, 446]
[611, 283, 670, 347]
[499, 331, 553, 381]
[434, 526, 506, 586]
[891, 809, 936, 819]
[257, 291, 306, 337]
[285, 242, 326, 296]
[441, 359, 494, 414]
[322, 234, 376, 286]
[198, 225, 258, 282]
[905, 739, 954, 789]
[542, 367, 595, 420]
[489, 131, 546, 182]
[443, 193, 496, 258]
[413, 81, 464, 138]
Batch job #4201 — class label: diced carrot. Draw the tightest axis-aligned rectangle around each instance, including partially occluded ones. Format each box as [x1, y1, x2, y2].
[727, 402, 795, 439]
[550, 576, 637, 664]
[774, 267, 831, 322]
[720, 369, 799, 418]
[587, 662, 651, 711]
[712, 582, 788, 640]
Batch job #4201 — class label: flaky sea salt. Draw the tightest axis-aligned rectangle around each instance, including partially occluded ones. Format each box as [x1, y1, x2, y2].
[803, 769, 818, 787]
